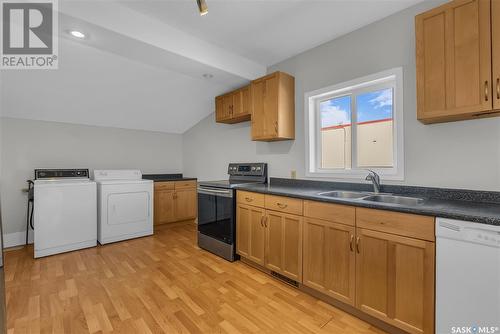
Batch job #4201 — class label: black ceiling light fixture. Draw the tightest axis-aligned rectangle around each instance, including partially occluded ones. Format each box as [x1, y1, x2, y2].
[196, 0, 208, 16]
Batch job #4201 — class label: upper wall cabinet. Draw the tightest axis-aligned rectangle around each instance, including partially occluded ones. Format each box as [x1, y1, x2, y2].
[251, 72, 295, 141]
[416, 0, 500, 124]
[215, 72, 296, 142]
[215, 86, 252, 124]
[493, 0, 500, 111]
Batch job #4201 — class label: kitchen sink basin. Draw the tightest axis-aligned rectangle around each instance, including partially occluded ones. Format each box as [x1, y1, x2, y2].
[317, 190, 373, 199]
[362, 194, 425, 206]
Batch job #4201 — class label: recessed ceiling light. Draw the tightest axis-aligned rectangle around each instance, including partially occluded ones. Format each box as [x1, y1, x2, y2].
[203, 73, 213, 79]
[196, 0, 208, 16]
[69, 30, 86, 39]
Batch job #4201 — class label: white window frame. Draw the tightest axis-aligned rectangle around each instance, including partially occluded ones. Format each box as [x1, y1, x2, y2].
[305, 67, 404, 181]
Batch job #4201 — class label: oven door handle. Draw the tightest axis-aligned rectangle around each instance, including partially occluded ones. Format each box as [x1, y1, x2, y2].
[197, 187, 233, 198]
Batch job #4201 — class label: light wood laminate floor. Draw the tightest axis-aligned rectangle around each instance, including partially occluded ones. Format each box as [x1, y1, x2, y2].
[4, 224, 386, 333]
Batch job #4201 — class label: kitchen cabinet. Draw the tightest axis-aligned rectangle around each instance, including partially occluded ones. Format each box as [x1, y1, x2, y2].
[215, 96, 225, 121]
[493, 0, 500, 110]
[236, 190, 436, 334]
[355, 227, 435, 334]
[265, 210, 303, 282]
[154, 180, 197, 225]
[241, 85, 252, 117]
[215, 86, 251, 124]
[236, 203, 266, 265]
[154, 186, 176, 224]
[416, 0, 496, 123]
[303, 217, 356, 305]
[174, 188, 197, 221]
[236, 192, 303, 281]
[251, 72, 295, 141]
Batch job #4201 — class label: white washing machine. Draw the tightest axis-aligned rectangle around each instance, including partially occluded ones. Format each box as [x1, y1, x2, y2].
[93, 170, 153, 244]
[33, 169, 97, 258]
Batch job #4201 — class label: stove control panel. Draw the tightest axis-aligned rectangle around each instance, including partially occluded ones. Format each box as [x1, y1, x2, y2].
[228, 163, 267, 177]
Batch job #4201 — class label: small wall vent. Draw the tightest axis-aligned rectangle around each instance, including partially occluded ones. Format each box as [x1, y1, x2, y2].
[271, 271, 299, 288]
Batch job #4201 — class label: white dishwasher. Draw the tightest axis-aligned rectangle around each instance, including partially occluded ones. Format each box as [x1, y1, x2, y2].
[436, 218, 500, 334]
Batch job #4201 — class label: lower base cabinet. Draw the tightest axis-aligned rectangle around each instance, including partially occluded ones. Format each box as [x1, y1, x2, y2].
[302, 218, 356, 306]
[236, 204, 302, 282]
[355, 228, 435, 334]
[265, 210, 303, 282]
[236, 203, 266, 266]
[154, 181, 197, 225]
[236, 191, 436, 334]
[174, 188, 198, 221]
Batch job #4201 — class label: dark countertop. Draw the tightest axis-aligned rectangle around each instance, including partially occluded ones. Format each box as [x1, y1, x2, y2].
[234, 181, 500, 226]
[142, 174, 197, 182]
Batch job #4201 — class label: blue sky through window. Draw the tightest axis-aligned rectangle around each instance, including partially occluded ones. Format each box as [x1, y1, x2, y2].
[320, 95, 351, 128]
[320, 89, 393, 128]
[356, 88, 393, 123]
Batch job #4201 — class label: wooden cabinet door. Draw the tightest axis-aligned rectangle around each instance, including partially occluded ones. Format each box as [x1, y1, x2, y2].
[355, 228, 435, 334]
[222, 94, 233, 120]
[215, 96, 224, 122]
[251, 73, 279, 140]
[303, 218, 355, 305]
[154, 189, 175, 225]
[174, 189, 197, 221]
[241, 85, 252, 117]
[236, 204, 251, 258]
[251, 80, 266, 139]
[493, 0, 500, 110]
[236, 204, 265, 265]
[232, 90, 243, 117]
[265, 210, 303, 281]
[262, 74, 279, 138]
[416, 0, 492, 123]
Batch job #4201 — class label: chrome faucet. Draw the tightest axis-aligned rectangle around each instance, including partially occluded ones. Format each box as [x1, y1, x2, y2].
[365, 170, 381, 193]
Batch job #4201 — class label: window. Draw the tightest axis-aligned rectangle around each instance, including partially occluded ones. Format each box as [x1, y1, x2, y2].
[305, 68, 404, 180]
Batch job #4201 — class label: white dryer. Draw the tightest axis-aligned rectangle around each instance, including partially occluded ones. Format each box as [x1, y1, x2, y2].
[93, 170, 153, 244]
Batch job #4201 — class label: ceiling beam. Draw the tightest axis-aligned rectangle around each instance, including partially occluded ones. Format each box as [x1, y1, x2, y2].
[58, 1, 266, 81]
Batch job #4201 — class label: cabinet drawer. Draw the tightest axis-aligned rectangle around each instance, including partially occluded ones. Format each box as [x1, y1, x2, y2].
[303, 200, 355, 226]
[154, 182, 175, 191]
[237, 191, 265, 207]
[265, 195, 303, 215]
[356, 208, 435, 241]
[174, 180, 196, 189]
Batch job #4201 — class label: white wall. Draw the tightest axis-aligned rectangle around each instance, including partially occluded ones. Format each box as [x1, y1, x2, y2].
[183, 0, 500, 192]
[0, 117, 183, 239]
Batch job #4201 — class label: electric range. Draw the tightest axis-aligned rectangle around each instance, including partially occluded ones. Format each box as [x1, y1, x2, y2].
[197, 163, 267, 261]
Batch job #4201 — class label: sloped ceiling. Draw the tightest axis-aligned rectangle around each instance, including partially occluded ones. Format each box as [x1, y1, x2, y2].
[1, 0, 424, 133]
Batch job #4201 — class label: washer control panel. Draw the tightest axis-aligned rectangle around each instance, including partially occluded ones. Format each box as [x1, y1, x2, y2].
[35, 169, 89, 179]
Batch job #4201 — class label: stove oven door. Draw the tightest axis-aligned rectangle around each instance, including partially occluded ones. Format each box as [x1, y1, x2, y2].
[197, 186, 234, 244]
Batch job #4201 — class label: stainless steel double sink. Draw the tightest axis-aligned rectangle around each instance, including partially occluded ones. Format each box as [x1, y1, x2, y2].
[317, 190, 425, 206]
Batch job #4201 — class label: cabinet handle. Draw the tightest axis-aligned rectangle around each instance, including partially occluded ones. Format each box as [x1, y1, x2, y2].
[245, 197, 253, 202]
[276, 203, 287, 209]
[264, 216, 268, 227]
[485, 81, 489, 101]
[496, 78, 499, 100]
[349, 235, 354, 252]
[274, 121, 278, 134]
[356, 237, 360, 253]
[260, 216, 264, 227]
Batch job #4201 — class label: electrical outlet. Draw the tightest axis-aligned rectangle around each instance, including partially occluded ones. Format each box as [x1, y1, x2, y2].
[291, 170, 297, 179]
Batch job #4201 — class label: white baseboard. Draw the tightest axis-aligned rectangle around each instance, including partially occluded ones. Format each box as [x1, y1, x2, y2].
[3, 230, 33, 248]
